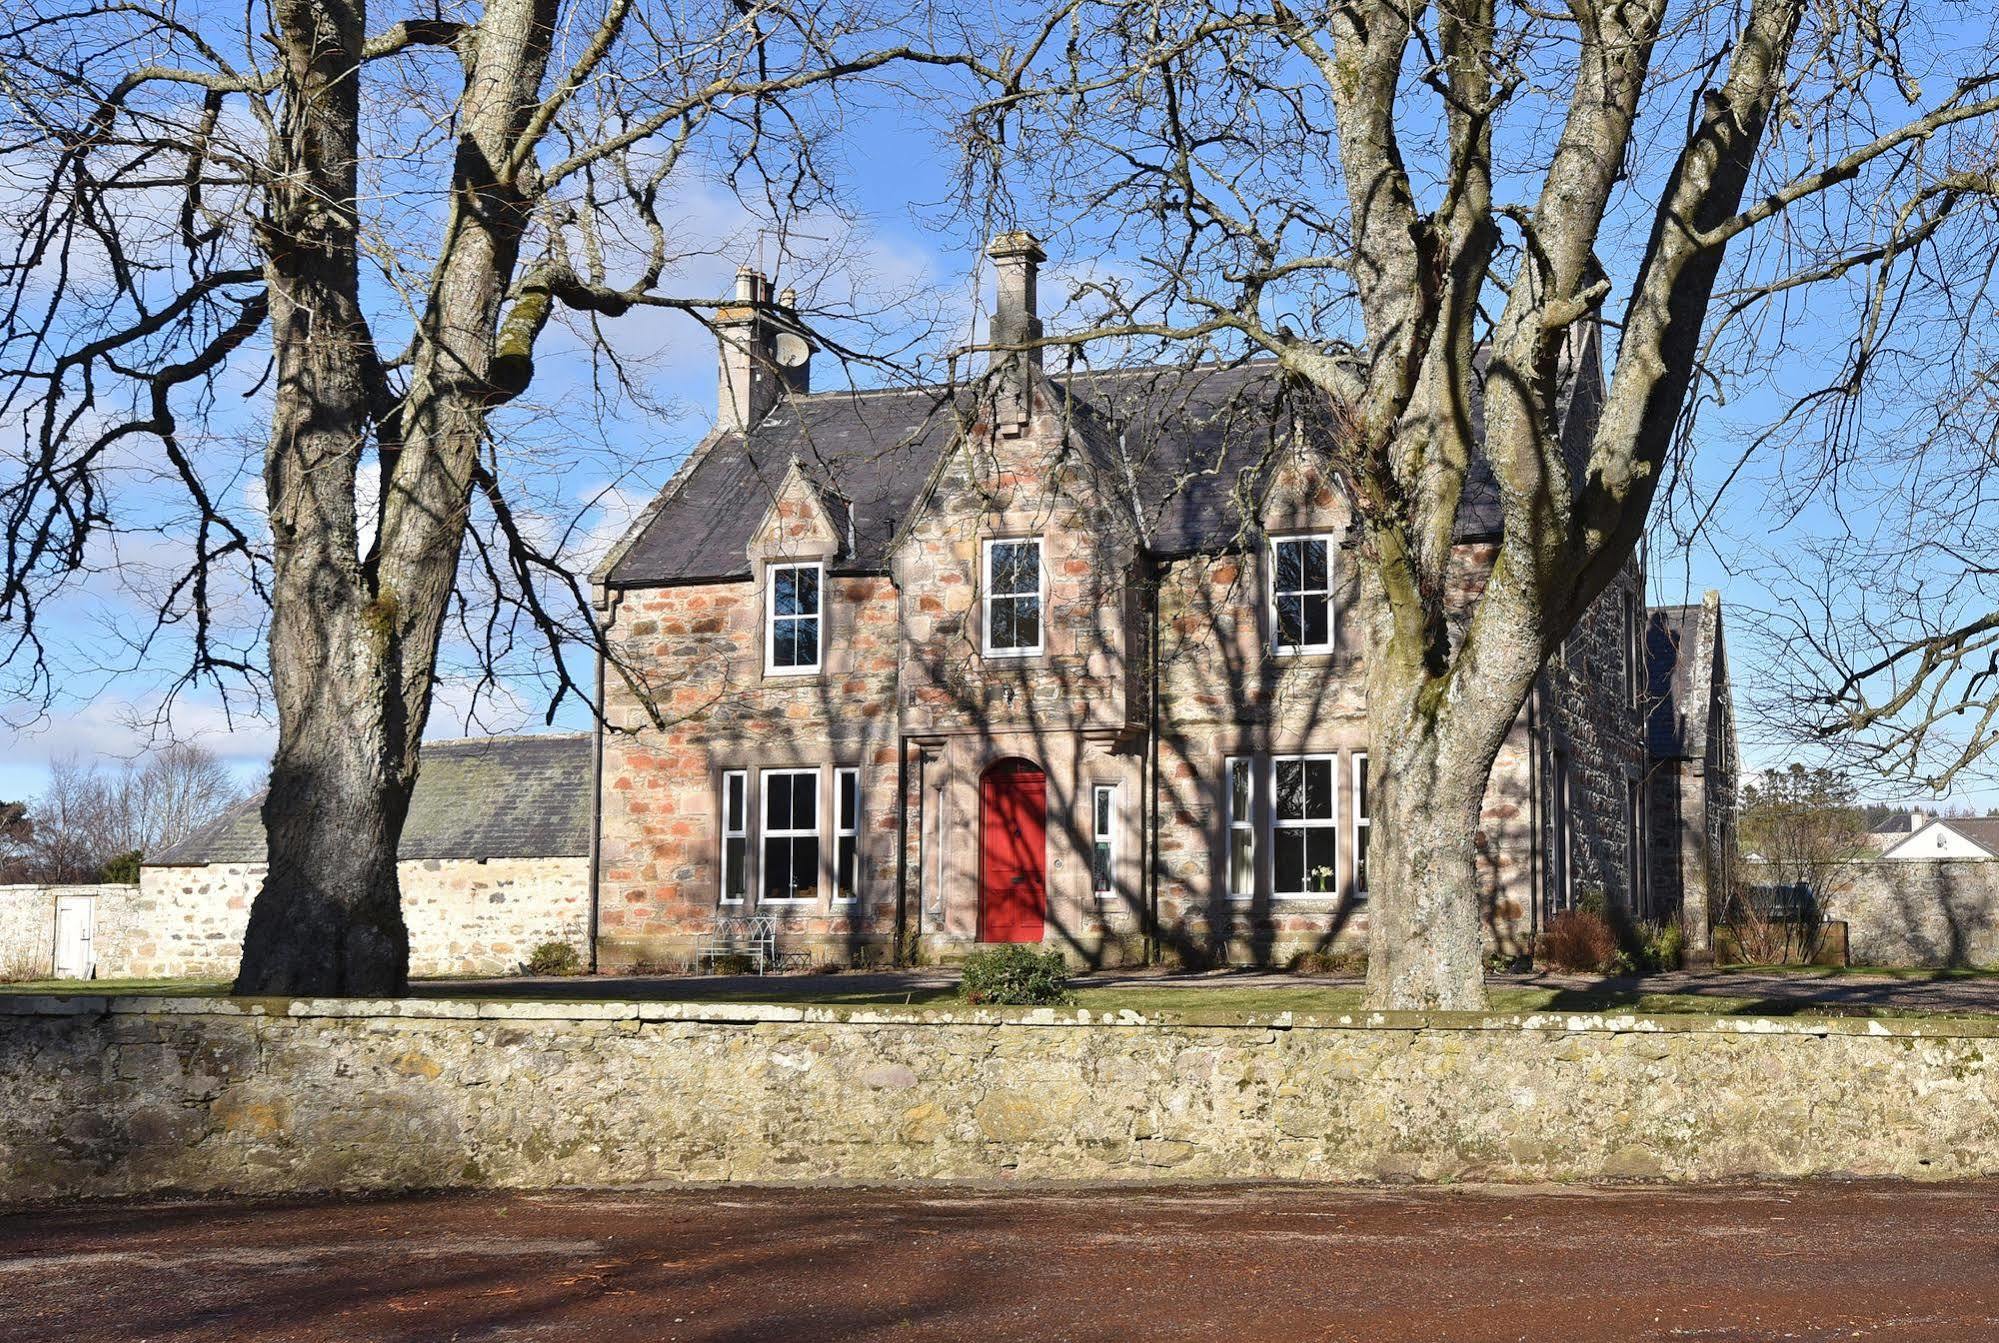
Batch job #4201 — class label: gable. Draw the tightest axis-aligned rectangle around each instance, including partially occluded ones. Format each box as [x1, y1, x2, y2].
[1881, 819, 1999, 860]
[749, 459, 847, 565]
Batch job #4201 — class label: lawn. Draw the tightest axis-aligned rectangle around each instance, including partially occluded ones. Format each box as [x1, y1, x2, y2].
[0, 973, 1985, 1020]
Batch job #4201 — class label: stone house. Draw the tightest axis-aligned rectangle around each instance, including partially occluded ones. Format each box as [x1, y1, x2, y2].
[1643, 592, 1740, 953]
[111, 734, 595, 980]
[590, 234, 1739, 969]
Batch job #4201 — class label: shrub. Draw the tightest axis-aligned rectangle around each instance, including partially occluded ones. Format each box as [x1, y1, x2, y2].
[1538, 909, 1620, 973]
[1639, 920, 1685, 973]
[1289, 948, 1367, 977]
[0, 953, 46, 984]
[959, 946, 1071, 1006]
[98, 849, 143, 885]
[522, 941, 582, 976]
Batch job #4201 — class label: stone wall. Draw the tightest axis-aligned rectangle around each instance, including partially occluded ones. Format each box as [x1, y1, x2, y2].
[1822, 860, 1999, 967]
[4, 995, 1998, 1202]
[19, 860, 592, 981]
[0, 885, 133, 977]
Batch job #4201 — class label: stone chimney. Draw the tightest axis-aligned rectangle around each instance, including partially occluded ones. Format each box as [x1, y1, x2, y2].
[716, 266, 812, 433]
[986, 231, 1046, 434]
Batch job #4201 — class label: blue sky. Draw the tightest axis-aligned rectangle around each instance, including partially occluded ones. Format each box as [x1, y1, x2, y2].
[5, 5, 1995, 813]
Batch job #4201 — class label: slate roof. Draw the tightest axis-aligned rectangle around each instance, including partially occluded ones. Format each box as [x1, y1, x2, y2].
[1869, 812, 1917, 835]
[602, 351, 1601, 587]
[148, 734, 594, 867]
[1646, 600, 1726, 761]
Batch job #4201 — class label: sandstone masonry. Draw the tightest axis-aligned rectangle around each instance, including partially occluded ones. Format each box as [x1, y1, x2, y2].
[2, 995, 1993, 1202]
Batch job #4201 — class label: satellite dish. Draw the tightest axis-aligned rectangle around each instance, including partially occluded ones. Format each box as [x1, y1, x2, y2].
[775, 331, 812, 368]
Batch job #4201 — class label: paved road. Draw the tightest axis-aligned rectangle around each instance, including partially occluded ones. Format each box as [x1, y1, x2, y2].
[5, 1183, 1997, 1341]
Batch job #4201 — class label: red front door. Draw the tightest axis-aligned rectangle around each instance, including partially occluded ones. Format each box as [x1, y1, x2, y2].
[979, 761, 1047, 943]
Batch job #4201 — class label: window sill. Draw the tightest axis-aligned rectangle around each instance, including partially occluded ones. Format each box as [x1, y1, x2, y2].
[1228, 893, 1348, 902]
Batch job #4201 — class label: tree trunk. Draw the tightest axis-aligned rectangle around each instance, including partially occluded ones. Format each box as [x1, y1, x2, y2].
[233, 0, 419, 996]
[234, 637, 414, 995]
[1364, 712, 1491, 1010]
[1361, 561, 1548, 1010]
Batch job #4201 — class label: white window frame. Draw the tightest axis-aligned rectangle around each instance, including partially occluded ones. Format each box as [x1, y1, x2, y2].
[1091, 783, 1118, 899]
[1271, 753, 1340, 898]
[758, 766, 822, 904]
[1269, 534, 1337, 656]
[982, 537, 1045, 657]
[720, 769, 749, 905]
[1225, 756, 1257, 900]
[764, 561, 824, 675]
[834, 767, 861, 903]
[1352, 753, 1370, 901]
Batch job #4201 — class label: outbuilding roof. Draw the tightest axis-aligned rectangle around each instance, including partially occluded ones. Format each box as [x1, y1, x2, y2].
[147, 733, 594, 867]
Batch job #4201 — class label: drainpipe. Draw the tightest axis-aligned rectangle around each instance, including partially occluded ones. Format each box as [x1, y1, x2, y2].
[893, 733, 909, 965]
[587, 626, 607, 975]
[1145, 553, 1163, 965]
[1526, 682, 1541, 947]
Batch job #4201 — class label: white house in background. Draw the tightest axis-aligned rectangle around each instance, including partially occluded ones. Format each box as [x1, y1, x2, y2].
[1880, 815, 1999, 861]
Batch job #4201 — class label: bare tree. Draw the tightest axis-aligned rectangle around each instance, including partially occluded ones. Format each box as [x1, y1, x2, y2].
[972, 0, 1999, 1006]
[0, 0, 978, 991]
[21, 757, 118, 883]
[1732, 763, 1869, 962]
[8, 744, 240, 882]
[100, 742, 245, 859]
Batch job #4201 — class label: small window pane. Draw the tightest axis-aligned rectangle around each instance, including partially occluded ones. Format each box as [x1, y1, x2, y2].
[763, 836, 819, 902]
[725, 775, 744, 831]
[725, 836, 747, 901]
[1305, 759, 1334, 820]
[1230, 760, 1253, 820]
[1307, 830, 1339, 892]
[1230, 831, 1255, 896]
[791, 774, 816, 829]
[839, 772, 857, 829]
[1302, 595, 1329, 647]
[1276, 542, 1303, 593]
[836, 837, 858, 900]
[1275, 759, 1305, 821]
[766, 779, 791, 831]
[1274, 830, 1305, 896]
[1275, 594, 1303, 647]
[1301, 538, 1327, 591]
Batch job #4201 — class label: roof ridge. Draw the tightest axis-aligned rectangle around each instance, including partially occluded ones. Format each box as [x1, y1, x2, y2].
[426, 731, 592, 749]
[768, 357, 1285, 408]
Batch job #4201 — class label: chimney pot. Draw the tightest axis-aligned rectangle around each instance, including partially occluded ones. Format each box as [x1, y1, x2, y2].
[986, 231, 1047, 434]
[716, 265, 809, 433]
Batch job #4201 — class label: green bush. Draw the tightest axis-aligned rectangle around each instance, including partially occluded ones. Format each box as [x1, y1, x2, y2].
[522, 941, 583, 976]
[1638, 920, 1686, 972]
[958, 946, 1072, 1006]
[98, 850, 143, 885]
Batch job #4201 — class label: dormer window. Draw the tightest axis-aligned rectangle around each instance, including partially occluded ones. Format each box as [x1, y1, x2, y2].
[983, 538, 1043, 656]
[1272, 535, 1335, 654]
[766, 562, 822, 674]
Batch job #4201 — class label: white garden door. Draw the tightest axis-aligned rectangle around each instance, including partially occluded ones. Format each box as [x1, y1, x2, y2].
[53, 895, 95, 979]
